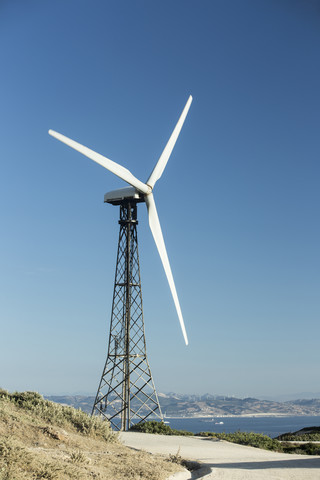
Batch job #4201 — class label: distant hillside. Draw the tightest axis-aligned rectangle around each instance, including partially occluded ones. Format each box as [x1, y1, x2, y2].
[0, 389, 182, 480]
[277, 426, 320, 441]
[158, 394, 320, 417]
[45, 393, 320, 417]
[262, 392, 320, 402]
[45, 395, 95, 414]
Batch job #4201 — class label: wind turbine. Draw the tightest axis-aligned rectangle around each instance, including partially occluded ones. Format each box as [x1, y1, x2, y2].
[49, 95, 192, 430]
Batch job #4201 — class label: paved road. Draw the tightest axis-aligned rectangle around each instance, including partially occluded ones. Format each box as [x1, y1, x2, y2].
[120, 432, 320, 479]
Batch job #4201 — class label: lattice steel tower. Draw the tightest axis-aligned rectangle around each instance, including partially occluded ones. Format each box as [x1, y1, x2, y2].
[92, 199, 163, 430]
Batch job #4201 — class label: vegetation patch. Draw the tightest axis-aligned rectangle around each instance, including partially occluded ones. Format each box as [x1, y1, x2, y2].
[130, 420, 193, 436]
[1, 390, 115, 442]
[198, 430, 320, 455]
[198, 431, 282, 451]
[276, 426, 320, 442]
[0, 390, 183, 480]
[0, 437, 78, 480]
[281, 442, 320, 456]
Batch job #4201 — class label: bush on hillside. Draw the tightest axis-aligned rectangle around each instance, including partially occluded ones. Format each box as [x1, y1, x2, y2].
[218, 431, 282, 451]
[279, 433, 320, 441]
[282, 442, 320, 456]
[197, 431, 283, 452]
[11, 391, 44, 408]
[130, 421, 193, 436]
[277, 427, 320, 442]
[0, 388, 9, 399]
[0, 390, 116, 442]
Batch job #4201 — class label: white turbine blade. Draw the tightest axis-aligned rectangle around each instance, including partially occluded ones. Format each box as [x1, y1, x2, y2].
[48, 129, 151, 195]
[147, 95, 192, 189]
[145, 193, 188, 345]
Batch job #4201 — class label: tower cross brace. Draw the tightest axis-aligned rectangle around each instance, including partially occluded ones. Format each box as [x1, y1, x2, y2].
[92, 199, 163, 431]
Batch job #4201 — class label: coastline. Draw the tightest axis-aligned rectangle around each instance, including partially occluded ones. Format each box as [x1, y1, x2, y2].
[164, 413, 320, 419]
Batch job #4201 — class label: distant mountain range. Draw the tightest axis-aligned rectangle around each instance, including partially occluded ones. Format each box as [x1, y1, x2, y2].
[45, 393, 320, 417]
[260, 392, 320, 402]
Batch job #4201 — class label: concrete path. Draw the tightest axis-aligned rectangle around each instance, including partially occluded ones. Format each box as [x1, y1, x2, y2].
[120, 432, 320, 479]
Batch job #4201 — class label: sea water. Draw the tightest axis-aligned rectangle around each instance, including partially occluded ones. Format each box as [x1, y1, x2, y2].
[165, 415, 320, 438]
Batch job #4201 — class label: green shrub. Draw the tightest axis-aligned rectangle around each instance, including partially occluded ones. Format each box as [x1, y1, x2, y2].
[197, 431, 217, 438]
[278, 433, 320, 441]
[277, 428, 320, 442]
[0, 389, 9, 401]
[130, 421, 193, 436]
[302, 443, 320, 455]
[11, 391, 44, 408]
[282, 441, 320, 456]
[197, 431, 283, 452]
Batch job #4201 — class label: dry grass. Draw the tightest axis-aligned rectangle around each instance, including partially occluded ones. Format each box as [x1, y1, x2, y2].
[0, 390, 183, 480]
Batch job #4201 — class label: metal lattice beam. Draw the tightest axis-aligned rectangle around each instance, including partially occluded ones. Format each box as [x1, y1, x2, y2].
[92, 200, 163, 431]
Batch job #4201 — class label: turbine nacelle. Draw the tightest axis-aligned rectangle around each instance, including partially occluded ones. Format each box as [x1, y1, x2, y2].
[49, 95, 192, 345]
[104, 186, 144, 205]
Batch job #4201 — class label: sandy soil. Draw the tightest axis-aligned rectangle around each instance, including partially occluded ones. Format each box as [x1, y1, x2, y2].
[120, 431, 320, 479]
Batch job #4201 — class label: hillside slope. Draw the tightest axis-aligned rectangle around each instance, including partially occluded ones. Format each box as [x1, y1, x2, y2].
[0, 390, 182, 480]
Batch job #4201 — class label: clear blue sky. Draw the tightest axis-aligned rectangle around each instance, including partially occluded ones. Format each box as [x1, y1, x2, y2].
[0, 0, 319, 398]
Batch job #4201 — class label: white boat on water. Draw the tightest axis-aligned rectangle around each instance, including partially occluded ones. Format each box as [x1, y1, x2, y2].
[201, 418, 224, 425]
[163, 412, 170, 424]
